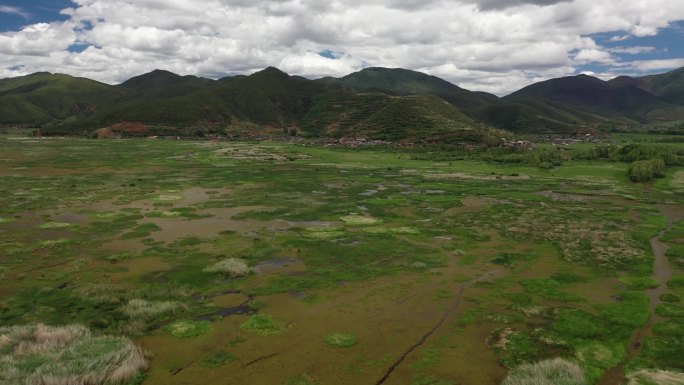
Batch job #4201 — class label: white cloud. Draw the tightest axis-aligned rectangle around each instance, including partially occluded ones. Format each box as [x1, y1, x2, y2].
[0, 0, 682, 95]
[0, 6, 30, 19]
[616, 58, 684, 72]
[609, 46, 657, 55]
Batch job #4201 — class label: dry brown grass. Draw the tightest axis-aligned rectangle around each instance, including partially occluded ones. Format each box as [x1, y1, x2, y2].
[203, 258, 250, 277]
[0, 324, 147, 385]
[502, 358, 587, 385]
[627, 369, 684, 385]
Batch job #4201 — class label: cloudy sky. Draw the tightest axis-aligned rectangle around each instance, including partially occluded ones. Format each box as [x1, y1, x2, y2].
[0, 0, 683, 95]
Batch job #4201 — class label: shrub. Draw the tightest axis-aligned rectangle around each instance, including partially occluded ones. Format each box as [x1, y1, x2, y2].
[0, 324, 147, 385]
[163, 320, 211, 338]
[655, 304, 684, 318]
[502, 358, 587, 385]
[203, 258, 250, 277]
[628, 159, 665, 182]
[667, 275, 684, 289]
[660, 293, 681, 303]
[240, 314, 285, 336]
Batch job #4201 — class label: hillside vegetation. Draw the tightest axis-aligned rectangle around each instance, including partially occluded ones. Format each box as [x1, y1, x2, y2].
[3, 66, 684, 138]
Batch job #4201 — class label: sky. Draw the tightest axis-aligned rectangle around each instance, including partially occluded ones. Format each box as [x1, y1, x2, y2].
[0, 0, 683, 95]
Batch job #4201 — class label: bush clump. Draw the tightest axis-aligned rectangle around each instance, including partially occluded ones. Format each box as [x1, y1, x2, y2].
[163, 320, 212, 338]
[502, 358, 587, 385]
[203, 258, 250, 277]
[123, 299, 184, 320]
[240, 314, 285, 336]
[0, 324, 147, 385]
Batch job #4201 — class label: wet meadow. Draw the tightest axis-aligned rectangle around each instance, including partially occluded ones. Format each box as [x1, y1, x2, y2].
[1, 135, 683, 385]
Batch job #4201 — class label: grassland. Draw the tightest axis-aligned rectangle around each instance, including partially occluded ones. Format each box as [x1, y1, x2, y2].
[0, 135, 683, 385]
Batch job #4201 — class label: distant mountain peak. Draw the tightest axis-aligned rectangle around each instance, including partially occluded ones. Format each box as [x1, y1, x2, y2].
[252, 67, 290, 80]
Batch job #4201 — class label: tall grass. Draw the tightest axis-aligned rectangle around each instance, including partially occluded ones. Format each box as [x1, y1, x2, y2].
[203, 258, 250, 277]
[627, 369, 684, 385]
[122, 299, 184, 319]
[0, 324, 147, 385]
[502, 358, 587, 385]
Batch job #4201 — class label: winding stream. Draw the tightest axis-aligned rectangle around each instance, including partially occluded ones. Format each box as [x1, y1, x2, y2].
[599, 205, 684, 385]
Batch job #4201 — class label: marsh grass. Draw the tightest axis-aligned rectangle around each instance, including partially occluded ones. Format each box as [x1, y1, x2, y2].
[667, 275, 684, 288]
[627, 369, 684, 385]
[75, 283, 120, 304]
[304, 227, 345, 239]
[163, 320, 211, 338]
[520, 279, 584, 302]
[122, 299, 184, 320]
[324, 333, 359, 348]
[502, 358, 587, 385]
[0, 324, 147, 385]
[655, 303, 684, 318]
[340, 215, 382, 226]
[240, 314, 285, 336]
[203, 258, 250, 277]
[653, 319, 684, 336]
[620, 276, 660, 290]
[39, 222, 73, 229]
[154, 194, 182, 202]
[660, 293, 681, 303]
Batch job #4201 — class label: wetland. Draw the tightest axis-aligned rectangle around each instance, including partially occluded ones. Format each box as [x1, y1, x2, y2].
[1, 136, 684, 385]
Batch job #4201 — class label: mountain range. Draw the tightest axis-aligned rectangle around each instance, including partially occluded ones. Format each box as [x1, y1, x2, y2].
[2, 65, 684, 142]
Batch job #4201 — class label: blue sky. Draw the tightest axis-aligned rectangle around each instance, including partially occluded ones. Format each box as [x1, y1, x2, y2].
[0, 0, 683, 95]
[0, 0, 71, 31]
[581, 21, 684, 76]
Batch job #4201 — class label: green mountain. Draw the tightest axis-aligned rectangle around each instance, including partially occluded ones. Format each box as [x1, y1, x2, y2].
[490, 73, 684, 132]
[3, 66, 684, 138]
[0, 72, 125, 125]
[119, 69, 215, 99]
[301, 92, 498, 143]
[82, 67, 330, 128]
[318, 67, 498, 114]
[610, 67, 684, 106]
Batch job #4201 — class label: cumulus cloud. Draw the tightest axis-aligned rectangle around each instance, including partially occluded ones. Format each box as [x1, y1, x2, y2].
[0, 0, 682, 95]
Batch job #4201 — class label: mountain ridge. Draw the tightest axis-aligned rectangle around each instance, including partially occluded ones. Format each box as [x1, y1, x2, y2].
[2, 66, 684, 138]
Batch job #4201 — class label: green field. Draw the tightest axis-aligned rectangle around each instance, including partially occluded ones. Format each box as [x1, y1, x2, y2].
[1, 136, 683, 385]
